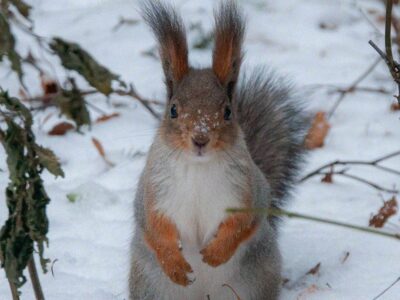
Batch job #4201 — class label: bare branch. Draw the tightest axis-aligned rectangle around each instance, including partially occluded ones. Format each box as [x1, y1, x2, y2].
[369, 0, 400, 104]
[300, 150, 400, 189]
[28, 257, 45, 300]
[328, 58, 381, 118]
[372, 276, 400, 300]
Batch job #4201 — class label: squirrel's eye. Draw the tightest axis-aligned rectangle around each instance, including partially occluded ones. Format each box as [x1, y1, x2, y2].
[224, 106, 232, 120]
[170, 104, 178, 119]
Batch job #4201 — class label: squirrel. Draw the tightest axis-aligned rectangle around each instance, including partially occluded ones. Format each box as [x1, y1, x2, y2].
[129, 1, 308, 299]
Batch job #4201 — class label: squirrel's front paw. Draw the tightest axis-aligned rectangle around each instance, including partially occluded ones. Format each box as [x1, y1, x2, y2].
[157, 247, 194, 286]
[200, 240, 235, 267]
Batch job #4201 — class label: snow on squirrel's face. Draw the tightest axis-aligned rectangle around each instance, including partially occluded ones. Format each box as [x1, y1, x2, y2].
[160, 69, 240, 161]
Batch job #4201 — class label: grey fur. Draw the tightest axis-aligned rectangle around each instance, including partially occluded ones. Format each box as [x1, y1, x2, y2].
[140, 0, 188, 98]
[130, 1, 308, 299]
[237, 68, 309, 223]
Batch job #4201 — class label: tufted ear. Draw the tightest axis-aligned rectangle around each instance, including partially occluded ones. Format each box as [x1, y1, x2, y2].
[141, 1, 189, 99]
[212, 1, 245, 98]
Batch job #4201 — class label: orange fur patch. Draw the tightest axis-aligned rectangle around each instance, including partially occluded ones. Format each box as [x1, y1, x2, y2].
[200, 213, 257, 267]
[213, 35, 234, 84]
[144, 189, 193, 286]
[164, 37, 189, 82]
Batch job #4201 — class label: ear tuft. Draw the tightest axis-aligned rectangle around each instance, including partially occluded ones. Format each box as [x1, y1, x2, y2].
[141, 1, 189, 98]
[212, 1, 245, 86]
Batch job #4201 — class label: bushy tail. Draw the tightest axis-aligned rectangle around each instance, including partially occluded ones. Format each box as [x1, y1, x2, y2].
[237, 68, 309, 210]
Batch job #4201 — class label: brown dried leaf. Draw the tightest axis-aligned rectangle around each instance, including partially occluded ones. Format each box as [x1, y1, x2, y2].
[48, 122, 75, 136]
[321, 172, 333, 183]
[304, 112, 331, 149]
[40, 76, 58, 96]
[369, 197, 398, 228]
[91, 137, 114, 167]
[95, 112, 120, 123]
[306, 262, 321, 276]
[391, 102, 400, 111]
[297, 284, 320, 300]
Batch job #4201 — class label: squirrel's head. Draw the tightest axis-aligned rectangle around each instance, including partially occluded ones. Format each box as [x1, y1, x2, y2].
[142, 1, 245, 160]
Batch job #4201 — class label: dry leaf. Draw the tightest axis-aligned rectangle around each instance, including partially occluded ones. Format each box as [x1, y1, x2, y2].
[95, 112, 120, 123]
[369, 197, 398, 228]
[321, 172, 333, 183]
[306, 262, 321, 276]
[91, 137, 114, 167]
[40, 76, 58, 104]
[48, 122, 75, 136]
[391, 102, 400, 111]
[41, 77, 58, 95]
[304, 112, 331, 149]
[297, 284, 320, 300]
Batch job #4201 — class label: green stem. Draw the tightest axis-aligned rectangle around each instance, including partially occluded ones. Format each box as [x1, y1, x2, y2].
[227, 208, 400, 241]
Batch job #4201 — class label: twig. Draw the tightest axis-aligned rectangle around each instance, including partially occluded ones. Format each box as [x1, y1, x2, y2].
[23, 87, 164, 120]
[327, 58, 381, 118]
[28, 256, 45, 300]
[300, 150, 400, 182]
[309, 84, 391, 95]
[112, 17, 139, 31]
[113, 85, 162, 120]
[369, 0, 400, 105]
[227, 208, 400, 241]
[222, 284, 242, 300]
[332, 86, 391, 95]
[372, 276, 400, 300]
[322, 170, 398, 194]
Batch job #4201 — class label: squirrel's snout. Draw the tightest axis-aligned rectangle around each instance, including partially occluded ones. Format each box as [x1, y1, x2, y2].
[191, 135, 210, 149]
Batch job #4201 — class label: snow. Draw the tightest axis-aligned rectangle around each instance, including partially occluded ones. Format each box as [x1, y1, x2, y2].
[1, 0, 400, 299]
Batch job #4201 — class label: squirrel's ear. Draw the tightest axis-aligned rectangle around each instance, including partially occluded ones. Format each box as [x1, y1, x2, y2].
[212, 1, 245, 93]
[141, 1, 189, 99]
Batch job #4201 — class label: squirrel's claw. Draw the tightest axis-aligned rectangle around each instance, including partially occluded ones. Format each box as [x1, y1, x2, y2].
[158, 247, 193, 286]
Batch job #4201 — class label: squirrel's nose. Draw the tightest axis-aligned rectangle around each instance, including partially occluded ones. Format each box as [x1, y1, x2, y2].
[192, 135, 210, 148]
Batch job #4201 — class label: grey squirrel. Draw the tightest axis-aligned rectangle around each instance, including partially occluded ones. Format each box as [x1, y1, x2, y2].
[129, 1, 308, 299]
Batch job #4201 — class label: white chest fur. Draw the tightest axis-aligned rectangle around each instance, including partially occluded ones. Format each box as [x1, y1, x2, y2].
[155, 155, 243, 248]
[154, 155, 246, 299]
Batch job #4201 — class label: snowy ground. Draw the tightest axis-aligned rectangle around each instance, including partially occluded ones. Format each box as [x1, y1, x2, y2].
[0, 0, 400, 299]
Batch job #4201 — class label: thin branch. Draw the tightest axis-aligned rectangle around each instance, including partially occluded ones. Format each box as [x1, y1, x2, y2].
[8, 280, 20, 300]
[222, 284, 242, 300]
[327, 58, 381, 118]
[23, 86, 164, 120]
[227, 208, 400, 241]
[113, 85, 162, 120]
[332, 86, 391, 95]
[300, 150, 400, 183]
[369, 0, 400, 104]
[28, 256, 45, 300]
[308, 84, 391, 95]
[334, 171, 398, 194]
[372, 276, 400, 300]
